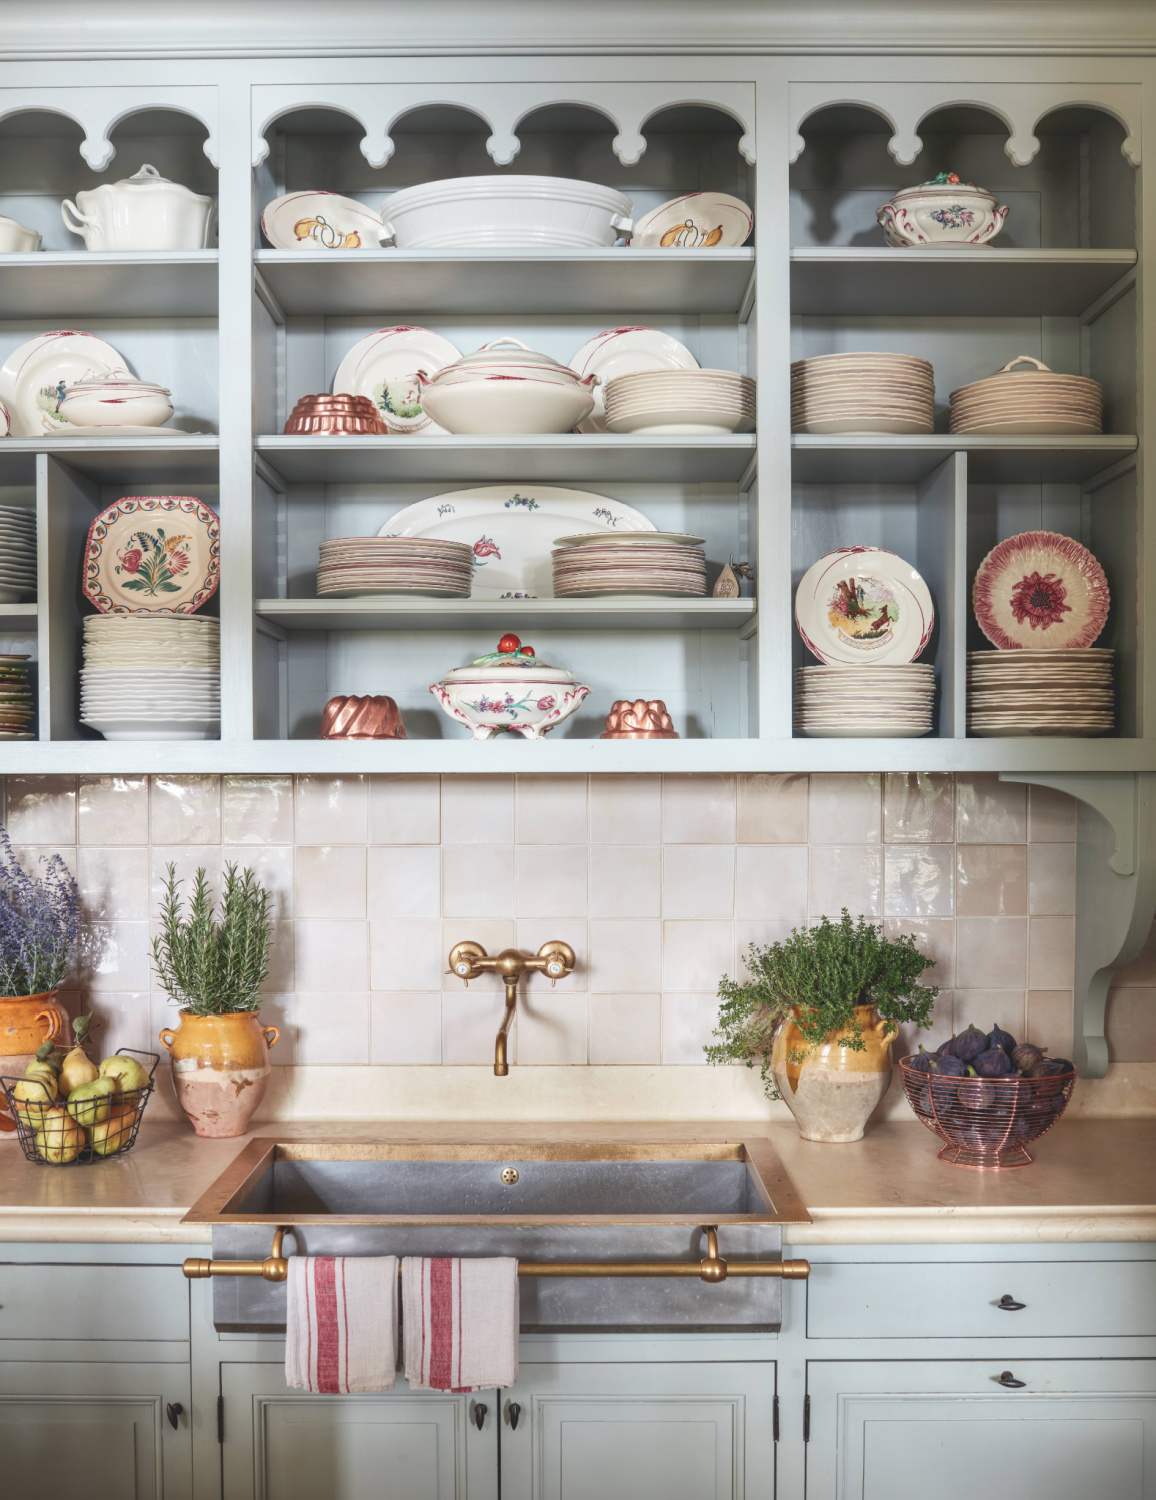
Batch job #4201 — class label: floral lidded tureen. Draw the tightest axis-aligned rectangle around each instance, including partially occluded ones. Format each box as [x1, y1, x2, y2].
[876, 172, 1009, 248]
[430, 633, 590, 739]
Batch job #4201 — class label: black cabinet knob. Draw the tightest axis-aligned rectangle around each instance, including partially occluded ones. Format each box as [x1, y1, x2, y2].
[508, 1401, 521, 1430]
[998, 1294, 1026, 1310]
[166, 1403, 183, 1429]
[473, 1402, 487, 1431]
[997, 1371, 1026, 1388]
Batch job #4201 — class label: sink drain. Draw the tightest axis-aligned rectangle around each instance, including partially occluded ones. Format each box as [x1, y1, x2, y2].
[501, 1167, 520, 1185]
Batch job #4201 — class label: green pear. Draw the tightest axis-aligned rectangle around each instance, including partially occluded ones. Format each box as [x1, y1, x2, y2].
[60, 1047, 98, 1094]
[98, 1055, 150, 1094]
[66, 1075, 116, 1128]
[90, 1111, 136, 1156]
[35, 1106, 85, 1164]
[23, 1059, 59, 1093]
[12, 1073, 56, 1123]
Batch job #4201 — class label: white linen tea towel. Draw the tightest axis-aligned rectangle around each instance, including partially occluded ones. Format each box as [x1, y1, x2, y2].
[286, 1255, 399, 1392]
[401, 1256, 519, 1391]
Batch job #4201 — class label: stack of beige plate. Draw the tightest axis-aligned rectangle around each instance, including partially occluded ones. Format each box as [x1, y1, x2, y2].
[967, 649, 1114, 736]
[552, 532, 707, 596]
[317, 536, 473, 597]
[794, 663, 935, 737]
[604, 370, 755, 435]
[0, 654, 35, 739]
[791, 352, 934, 434]
[81, 615, 220, 741]
[950, 357, 1102, 435]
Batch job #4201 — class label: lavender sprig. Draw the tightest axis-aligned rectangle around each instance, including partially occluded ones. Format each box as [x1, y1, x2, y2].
[0, 829, 80, 996]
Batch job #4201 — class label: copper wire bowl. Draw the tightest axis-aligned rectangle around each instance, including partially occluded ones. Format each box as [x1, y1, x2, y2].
[284, 395, 388, 435]
[898, 1054, 1075, 1169]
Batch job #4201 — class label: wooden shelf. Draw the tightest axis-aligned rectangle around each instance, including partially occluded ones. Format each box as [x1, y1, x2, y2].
[789, 247, 1137, 317]
[0, 438, 219, 485]
[791, 434, 1137, 484]
[0, 603, 39, 631]
[256, 434, 757, 484]
[0, 252, 219, 319]
[255, 248, 756, 318]
[256, 597, 756, 633]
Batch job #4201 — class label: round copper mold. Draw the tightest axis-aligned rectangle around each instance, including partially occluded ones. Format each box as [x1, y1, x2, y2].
[317, 694, 407, 739]
[600, 698, 679, 739]
[284, 394, 388, 435]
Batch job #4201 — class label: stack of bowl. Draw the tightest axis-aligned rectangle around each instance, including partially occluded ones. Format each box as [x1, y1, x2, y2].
[284, 394, 388, 435]
[791, 352, 935, 434]
[604, 370, 755, 435]
[316, 536, 473, 596]
[966, 650, 1115, 736]
[552, 532, 707, 596]
[0, 654, 35, 739]
[794, 663, 935, 737]
[0, 505, 37, 602]
[80, 615, 219, 741]
[949, 357, 1102, 435]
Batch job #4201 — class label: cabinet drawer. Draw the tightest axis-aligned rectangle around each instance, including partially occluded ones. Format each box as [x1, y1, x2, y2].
[0, 1264, 189, 1343]
[807, 1258, 1156, 1339]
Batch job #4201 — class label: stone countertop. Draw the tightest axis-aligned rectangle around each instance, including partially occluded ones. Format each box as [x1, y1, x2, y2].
[0, 1118, 1152, 1246]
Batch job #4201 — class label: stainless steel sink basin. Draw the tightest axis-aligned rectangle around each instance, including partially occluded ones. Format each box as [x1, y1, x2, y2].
[185, 1139, 810, 1335]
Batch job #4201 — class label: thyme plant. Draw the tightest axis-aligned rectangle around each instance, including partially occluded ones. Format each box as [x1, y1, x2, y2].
[0, 829, 80, 996]
[705, 909, 938, 1099]
[152, 863, 273, 1016]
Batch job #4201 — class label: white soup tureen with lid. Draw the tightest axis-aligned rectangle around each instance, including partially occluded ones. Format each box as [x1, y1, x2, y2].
[876, 172, 1009, 247]
[430, 633, 590, 739]
[417, 338, 599, 434]
[62, 164, 216, 252]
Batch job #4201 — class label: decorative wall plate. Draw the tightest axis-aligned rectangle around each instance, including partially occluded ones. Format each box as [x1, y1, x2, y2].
[83, 495, 221, 614]
[569, 327, 699, 433]
[261, 191, 384, 250]
[379, 485, 656, 598]
[332, 326, 461, 435]
[973, 530, 1110, 650]
[795, 546, 935, 665]
[0, 331, 129, 437]
[630, 192, 753, 248]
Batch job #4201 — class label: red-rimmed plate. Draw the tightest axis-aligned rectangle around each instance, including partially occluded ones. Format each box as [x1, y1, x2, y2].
[83, 496, 220, 615]
[795, 546, 935, 665]
[973, 531, 1109, 650]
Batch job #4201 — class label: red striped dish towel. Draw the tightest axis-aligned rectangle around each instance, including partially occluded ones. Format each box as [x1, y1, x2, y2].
[401, 1257, 519, 1392]
[286, 1256, 399, 1393]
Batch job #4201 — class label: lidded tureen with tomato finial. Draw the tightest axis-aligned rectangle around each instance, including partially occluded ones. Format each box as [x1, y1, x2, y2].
[876, 171, 1009, 247]
[429, 633, 590, 739]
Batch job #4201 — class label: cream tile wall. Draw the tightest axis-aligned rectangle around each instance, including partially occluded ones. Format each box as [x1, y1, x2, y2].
[1, 768, 1150, 1119]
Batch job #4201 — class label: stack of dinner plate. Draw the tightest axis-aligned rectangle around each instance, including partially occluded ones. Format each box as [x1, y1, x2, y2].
[967, 649, 1114, 736]
[317, 536, 473, 597]
[0, 654, 35, 739]
[0, 505, 37, 604]
[949, 359, 1102, 436]
[791, 352, 935, 434]
[80, 615, 220, 741]
[552, 532, 707, 596]
[604, 370, 755, 435]
[794, 663, 936, 737]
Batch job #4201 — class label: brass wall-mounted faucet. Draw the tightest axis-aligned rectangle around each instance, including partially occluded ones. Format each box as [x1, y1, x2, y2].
[448, 940, 576, 1075]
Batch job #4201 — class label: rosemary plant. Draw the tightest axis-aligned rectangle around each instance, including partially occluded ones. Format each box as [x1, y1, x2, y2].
[0, 829, 80, 997]
[152, 863, 273, 1016]
[705, 909, 938, 1099]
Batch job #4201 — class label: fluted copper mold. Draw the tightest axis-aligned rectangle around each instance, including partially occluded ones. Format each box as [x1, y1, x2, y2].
[284, 394, 389, 436]
[318, 694, 407, 739]
[600, 698, 679, 739]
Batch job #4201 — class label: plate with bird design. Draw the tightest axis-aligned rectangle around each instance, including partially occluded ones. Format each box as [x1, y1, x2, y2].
[795, 546, 935, 666]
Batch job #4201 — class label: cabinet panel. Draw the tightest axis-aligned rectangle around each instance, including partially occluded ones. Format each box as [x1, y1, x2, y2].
[0, 1263, 190, 1343]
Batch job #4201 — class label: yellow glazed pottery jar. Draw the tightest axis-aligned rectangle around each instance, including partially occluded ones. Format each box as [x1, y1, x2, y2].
[770, 1003, 894, 1143]
[159, 1010, 279, 1139]
[0, 993, 64, 1135]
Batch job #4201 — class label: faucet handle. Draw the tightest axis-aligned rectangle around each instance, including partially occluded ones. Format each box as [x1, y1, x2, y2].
[448, 940, 490, 984]
[537, 941, 576, 986]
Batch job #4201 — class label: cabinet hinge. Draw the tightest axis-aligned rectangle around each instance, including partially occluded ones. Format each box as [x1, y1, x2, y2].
[217, 1395, 224, 1444]
[803, 1394, 810, 1443]
[773, 1395, 780, 1442]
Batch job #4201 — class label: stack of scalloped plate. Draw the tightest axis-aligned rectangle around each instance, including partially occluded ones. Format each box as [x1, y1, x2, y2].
[80, 615, 219, 741]
[0, 655, 35, 739]
[967, 649, 1114, 736]
[604, 370, 755, 435]
[794, 663, 935, 738]
[0, 506, 36, 604]
[950, 360, 1102, 435]
[791, 352, 935, 434]
[317, 536, 473, 597]
[552, 532, 707, 596]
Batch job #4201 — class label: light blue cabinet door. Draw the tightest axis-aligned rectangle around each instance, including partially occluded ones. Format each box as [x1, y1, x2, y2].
[501, 1361, 775, 1500]
[0, 1360, 191, 1499]
[807, 1359, 1156, 1500]
[220, 1363, 498, 1500]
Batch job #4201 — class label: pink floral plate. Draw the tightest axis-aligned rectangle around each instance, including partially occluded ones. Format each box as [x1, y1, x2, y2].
[973, 530, 1109, 650]
[83, 495, 220, 615]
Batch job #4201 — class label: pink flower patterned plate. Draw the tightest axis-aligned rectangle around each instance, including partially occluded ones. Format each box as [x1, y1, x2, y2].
[972, 531, 1109, 650]
[83, 495, 220, 615]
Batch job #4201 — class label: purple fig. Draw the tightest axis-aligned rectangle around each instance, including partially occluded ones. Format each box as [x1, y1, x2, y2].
[957, 1072, 996, 1109]
[930, 1053, 966, 1077]
[986, 1023, 1017, 1057]
[907, 1047, 936, 1073]
[1011, 1043, 1047, 1072]
[937, 1037, 955, 1055]
[1028, 1058, 1068, 1096]
[1049, 1058, 1075, 1074]
[1023, 1092, 1061, 1115]
[951, 1024, 989, 1063]
[972, 1047, 1013, 1078]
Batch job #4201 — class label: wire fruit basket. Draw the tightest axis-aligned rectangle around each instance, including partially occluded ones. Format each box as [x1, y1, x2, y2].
[898, 1053, 1076, 1169]
[0, 1048, 158, 1166]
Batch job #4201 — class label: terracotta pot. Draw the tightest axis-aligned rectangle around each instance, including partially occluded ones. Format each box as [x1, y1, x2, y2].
[770, 1003, 894, 1143]
[0, 994, 63, 1134]
[159, 1009, 279, 1139]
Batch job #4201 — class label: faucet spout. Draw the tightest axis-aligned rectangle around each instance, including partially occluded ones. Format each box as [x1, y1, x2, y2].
[447, 940, 576, 1077]
[495, 980, 518, 1076]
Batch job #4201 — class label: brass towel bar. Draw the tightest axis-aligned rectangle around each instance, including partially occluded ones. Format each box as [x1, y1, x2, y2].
[182, 1227, 810, 1285]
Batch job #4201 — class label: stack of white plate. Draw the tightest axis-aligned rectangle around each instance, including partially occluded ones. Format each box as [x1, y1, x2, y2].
[950, 358, 1102, 436]
[791, 352, 935, 434]
[967, 649, 1114, 736]
[0, 506, 37, 604]
[552, 532, 707, 596]
[794, 663, 936, 737]
[604, 370, 755, 435]
[80, 615, 220, 741]
[317, 536, 473, 597]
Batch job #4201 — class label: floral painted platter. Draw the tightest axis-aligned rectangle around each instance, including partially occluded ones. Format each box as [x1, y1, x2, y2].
[261, 191, 384, 250]
[83, 495, 221, 615]
[332, 326, 461, 435]
[795, 546, 935, 665]
[973, 531, 1109, 651]
[378, 485, 656, 599]
[0, 331, 129, 437]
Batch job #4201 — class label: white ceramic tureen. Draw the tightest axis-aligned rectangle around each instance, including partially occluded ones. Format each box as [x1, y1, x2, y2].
[876, 172, 1009, 247]
[62, 164, 216, 252]
[416, 337, 599, 434]
[430, 633, 590, 739]
[58, 372, 173, 428]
